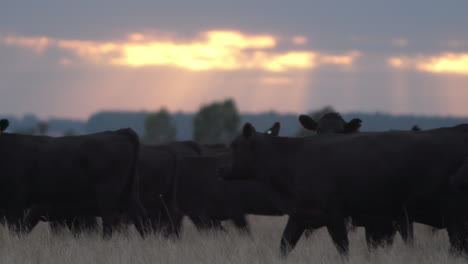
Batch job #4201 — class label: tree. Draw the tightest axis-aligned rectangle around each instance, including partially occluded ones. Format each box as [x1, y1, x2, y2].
[143, 108, 177, 145]
[193, 99, 240, 144]
[296, 105, 336, 137]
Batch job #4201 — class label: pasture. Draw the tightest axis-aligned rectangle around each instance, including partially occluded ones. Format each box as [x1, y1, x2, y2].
[0, 216, 464, 264]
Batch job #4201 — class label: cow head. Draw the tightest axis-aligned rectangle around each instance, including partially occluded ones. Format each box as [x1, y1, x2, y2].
[226, 122, 280, 181]
[0, 119, 9, 135]
[299, 113, 361, 134]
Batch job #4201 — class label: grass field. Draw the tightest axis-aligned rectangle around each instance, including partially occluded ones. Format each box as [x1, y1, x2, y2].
[0, 216, 465, 264]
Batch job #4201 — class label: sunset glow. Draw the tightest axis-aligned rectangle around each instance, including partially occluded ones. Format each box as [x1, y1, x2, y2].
[1, 31, 359, 72]
[2, 36, 50, 53]
[320, 51, 360, 65]
[388, 53, 468, 74]
[418, 54, 468, 74]
[292, 36, 307, 45]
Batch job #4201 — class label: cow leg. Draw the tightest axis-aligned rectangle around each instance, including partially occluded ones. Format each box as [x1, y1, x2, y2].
[303, 228, 316, 238]
[326, 215, 349, 256]
[67, 217, 98, 236]
[231, 215, 251, 235]
[49, 220, 68, 234]
[101, 214, 120, 239]
[6, 210, 26, 235]
[147, 212, 171, 236]
[22, 205, 48, 234]
[447, 214, 468, 255]
[66, 218, 81, 236]
[280, 216, 306, 257]
[155, 197, 182, 238]
[168, 213, 183, 238]
[191, 217, 226, 232]
[97, 187, 122, 239]
[128, 194, 150, 238]
[81, 217, 99, 233]
[365, 221, 395, 250]
[159, 212, 183, 238]
[395, 207, 414, 245]
[396, 220, 414, 245]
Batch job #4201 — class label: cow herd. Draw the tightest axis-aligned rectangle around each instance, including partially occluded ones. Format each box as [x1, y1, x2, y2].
[1, 114, 468, 259]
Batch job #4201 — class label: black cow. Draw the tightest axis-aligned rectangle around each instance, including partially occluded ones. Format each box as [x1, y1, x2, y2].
[0, 129, 148, 238]
[299, 113, 413, 248]
[175, 122, 283, 234]
[175, 156, 287, 235]
[228, 123, 468, 256]
[136, 141, 203, 236]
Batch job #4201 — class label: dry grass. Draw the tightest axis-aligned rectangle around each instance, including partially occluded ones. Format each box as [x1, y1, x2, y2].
[0, 216, 465, 264]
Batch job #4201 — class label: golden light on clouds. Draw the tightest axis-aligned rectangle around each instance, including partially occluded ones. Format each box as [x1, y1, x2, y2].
[292, 36, 307, 45]
[418, 54, 468, 74]
[320, 51, 360, 65]
[2, 36, 50, 53]
[1, 30, 359, 72]
[261, 52, 317, 72]
[388, 57, 405, 68]
[388, 53, 468, 74]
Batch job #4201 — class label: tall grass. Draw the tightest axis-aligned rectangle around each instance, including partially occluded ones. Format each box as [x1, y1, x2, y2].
[0, 216, 465, 264]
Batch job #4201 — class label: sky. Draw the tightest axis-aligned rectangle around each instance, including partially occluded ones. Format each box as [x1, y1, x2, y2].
[1, 0, 468, 120]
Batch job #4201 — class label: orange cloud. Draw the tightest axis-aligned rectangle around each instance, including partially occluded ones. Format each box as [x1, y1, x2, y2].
[1, 30, 359, 72]
[2, 35, 50, 53]
[388, 53, 468, 74]
[320, 51, 360, 65]
[292, 36, 307, 45]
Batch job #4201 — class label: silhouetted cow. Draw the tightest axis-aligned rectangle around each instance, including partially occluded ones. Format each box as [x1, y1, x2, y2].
[0, 128, 147, 238]
[299, 113, 412, 248]
[228, 123, 468, 256]
[176, 122, 283, 234]
[175, 156, 287, 234]
[136, 141, 204, 236]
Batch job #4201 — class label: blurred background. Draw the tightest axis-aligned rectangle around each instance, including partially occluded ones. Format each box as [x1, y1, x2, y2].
[1, 0, 468, 140]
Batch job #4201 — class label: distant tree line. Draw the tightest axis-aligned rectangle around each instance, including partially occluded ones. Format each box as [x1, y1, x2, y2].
[143, 99, 240, 145]
[5, 102, 468, 140]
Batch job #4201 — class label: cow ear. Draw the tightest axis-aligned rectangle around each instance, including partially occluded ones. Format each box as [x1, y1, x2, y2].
[0, 119, 10, 133]
[242, 123, 256, 138]
[344, 118, 362, 133]
[265, 122, 280, 136]
[298, 115, 317, 131]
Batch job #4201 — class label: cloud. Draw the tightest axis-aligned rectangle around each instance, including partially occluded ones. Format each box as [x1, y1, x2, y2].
[2, 35, 50, 53]
[388, 53, 468, 74]
[319, 51, 360, 65]
[292, 36, 307, 45]
[1, 30, 359, 72]
[391, 38, 409, 47]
